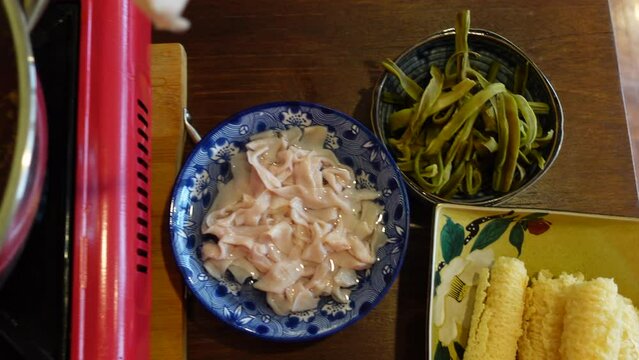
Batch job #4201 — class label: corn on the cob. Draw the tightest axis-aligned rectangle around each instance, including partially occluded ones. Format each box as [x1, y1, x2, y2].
[560, 278, 623, 359]
[518, 271, 583, 360]
[464, 257, 528, 360]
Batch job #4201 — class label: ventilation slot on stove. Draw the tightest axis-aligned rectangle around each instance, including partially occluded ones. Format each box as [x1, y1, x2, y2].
[135, 98, 150, 275]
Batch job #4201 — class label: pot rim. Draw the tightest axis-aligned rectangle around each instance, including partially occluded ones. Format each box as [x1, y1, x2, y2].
[0, 0, 40, 262]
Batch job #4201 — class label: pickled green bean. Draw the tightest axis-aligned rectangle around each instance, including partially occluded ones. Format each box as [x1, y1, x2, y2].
[382, 59, 423, 101]
[381, 9, 553, 199]
[425, 83, 505, 156]
[497, 94, 521, 192]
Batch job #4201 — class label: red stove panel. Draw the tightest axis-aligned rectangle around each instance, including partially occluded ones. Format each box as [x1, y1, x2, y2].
[72, 0, 151, 359]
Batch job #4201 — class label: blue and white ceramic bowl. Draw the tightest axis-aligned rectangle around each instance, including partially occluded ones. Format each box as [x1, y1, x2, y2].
[169, 101, 410, 341]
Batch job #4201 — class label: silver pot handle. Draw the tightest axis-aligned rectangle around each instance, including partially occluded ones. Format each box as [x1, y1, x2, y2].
[22, 0, 47, 31]
[183, 108, 202, 143]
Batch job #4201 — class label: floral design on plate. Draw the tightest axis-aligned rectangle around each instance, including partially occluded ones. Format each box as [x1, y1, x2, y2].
[362, 139, 382, 162]
[355, 170, 376, 191]
[291, 309, 316, 323]
[209, 139, 240, 164]
[223, 305, 255, 326]
[187, 169, 210, 202]
[324, 130, 340, 149]
[284, 309, 317, 329]
[281, 108, 312, 127]
[320, 300, 353, 321]
[215, 275, 241, 297]
[433, 248, 494, 346]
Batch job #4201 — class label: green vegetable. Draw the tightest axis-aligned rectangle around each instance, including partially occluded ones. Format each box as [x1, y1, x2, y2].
[425, 83, 505, 156]
[381, 9, 553, 198]
[486, 61, 501, 83]
[497, 93, 522, 192]
[381, 59, 423, 102]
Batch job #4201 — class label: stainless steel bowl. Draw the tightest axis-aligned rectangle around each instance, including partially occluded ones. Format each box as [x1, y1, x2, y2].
[371, 28, 563, 206]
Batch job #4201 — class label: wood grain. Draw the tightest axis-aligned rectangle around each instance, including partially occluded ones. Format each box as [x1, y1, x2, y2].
[610, 0, 639, 195]
[152, 1, 639, 359]
[150, 43, 187, 360]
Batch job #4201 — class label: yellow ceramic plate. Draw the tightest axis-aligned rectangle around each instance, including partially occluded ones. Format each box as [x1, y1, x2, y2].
[428, 203, 639, 359]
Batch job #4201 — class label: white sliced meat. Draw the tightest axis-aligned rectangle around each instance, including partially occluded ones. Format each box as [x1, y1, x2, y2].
[323, 218, 349, 251]
[203, 241, 249, 261]
[265, 243, 284, 263]
[360, 201, 382, 226]
[288, 243, 304, 260]
[293, 224, 311, 244]
[199, 126, 388, 316]
[253, 259, 305, 294]
[210, 153, 251, 212]
[310, 221, 333, 240]
[249, 129, 280, 142]
[313, 149, 348, 172]
[282, 126, 303, 145]
[269, 194, 290, 210]
[265, 221, 294, 254]
[306, 259, 334, 296]
[271, 185, 330, 209]
[369, 227, 388, 258]
[246, 136, 284, 163]
[301, 222, 332, 263]
[201, 241, 222, 260]
[218, 234, 255, 250]
[288, 281, 320, 313]
[203, 258, 234, 280]
[234, 191, 271, 226]
[322, 166, 353, 193]
[329, 251, 368, 270]
[266, 292, 292, 316]
[248, 247, 274, 273]
[332, 286, 351, 304]
[324, 189, 356, 214]
[228, 257, 261, 283]
[271, 148, 295, 182]
[306, 207, 338, 222]
[347, 234, 375, 265]
[298, 126, 328, 151]
[347, 188, 380, 202]
[301, 261, 317, 277]
[293, 152, 321, 191]
[204, 224, 269, 239]
[213, 181, 242, 213]
[324, 230, 350, 252]
[247, 166, 267, 196]
[334, 267, 358, 288]
[247, 145, 282, 190]
[301, 234, 327, 264]
[289, 197, 309, 226]
[341, 210, 374, 240]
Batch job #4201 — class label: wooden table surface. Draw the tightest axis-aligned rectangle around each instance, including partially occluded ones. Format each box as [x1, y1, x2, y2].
[152, 1, 639, 359]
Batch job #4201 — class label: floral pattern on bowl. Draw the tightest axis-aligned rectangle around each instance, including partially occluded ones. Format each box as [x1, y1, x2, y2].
[169, 101, 410, 341]
[429, 204, 639, 359]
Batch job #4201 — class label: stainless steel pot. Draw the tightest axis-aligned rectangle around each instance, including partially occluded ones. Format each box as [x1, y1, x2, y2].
[0, 0, 47, 278]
